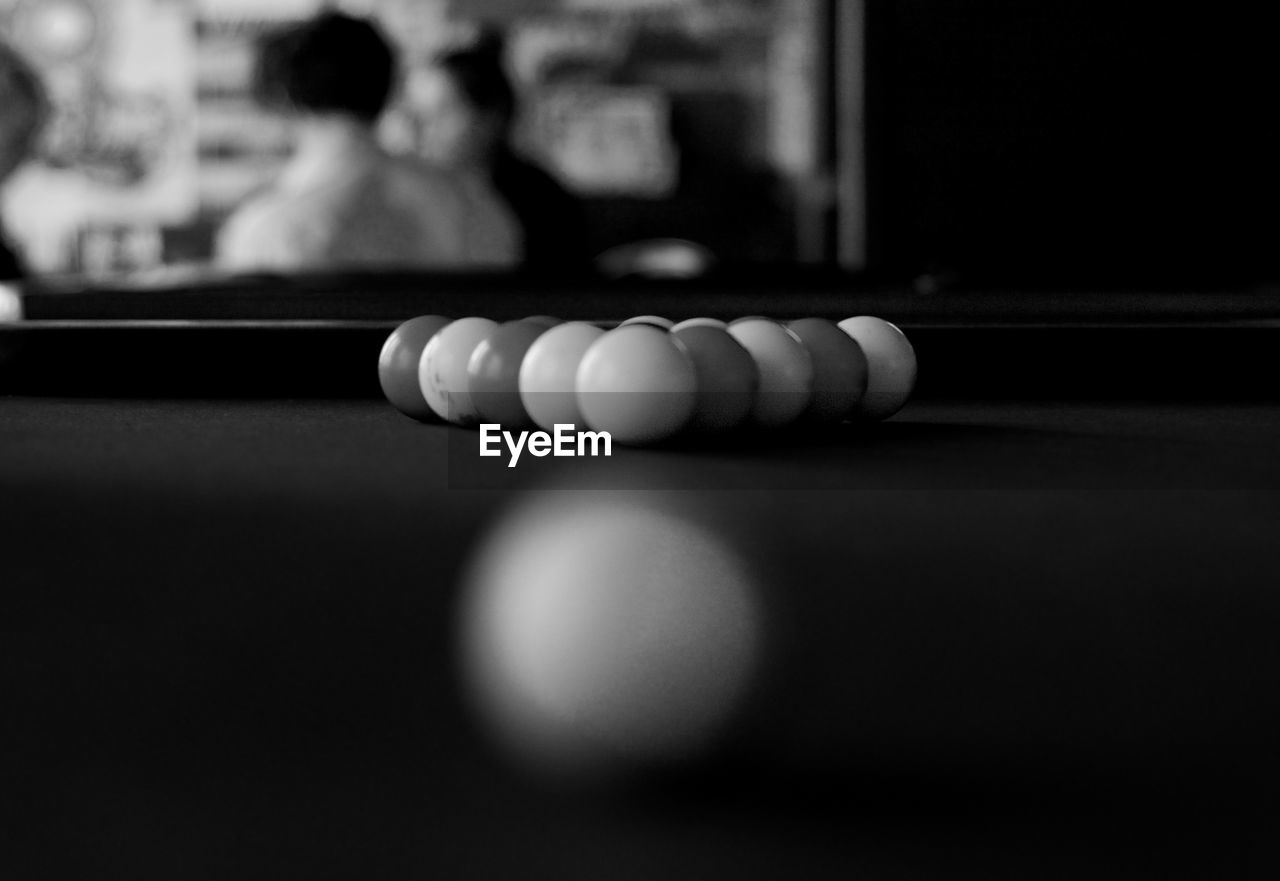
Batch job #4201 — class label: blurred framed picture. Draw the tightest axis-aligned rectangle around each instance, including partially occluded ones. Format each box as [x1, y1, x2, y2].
[530, 85, 679, 199]
[1, 0, 197, 273]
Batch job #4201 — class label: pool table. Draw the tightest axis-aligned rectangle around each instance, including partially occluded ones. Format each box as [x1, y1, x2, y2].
[3, 272, 1280, 879]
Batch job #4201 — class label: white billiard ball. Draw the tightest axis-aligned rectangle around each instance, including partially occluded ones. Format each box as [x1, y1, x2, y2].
[576, 325, 697, 445]
[519, 321, 606, 431]
[459, 492, 764, 781]
[419, 317, 498, 425]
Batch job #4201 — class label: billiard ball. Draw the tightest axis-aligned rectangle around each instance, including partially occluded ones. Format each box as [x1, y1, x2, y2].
[670, 324, 758, 431]
[459, 491, 764, 781]
[670, 317, 728, 332]
[787, 317, 869, 423]
[378, 315, 451, 421]
[419, 317, 498, 425]
[576, 325, 698, 445]
[837, 316, 917, 420]
[467, 320, 550, 429]
[519, 321, 606, 431]
[727, 318, 815, 427]
[618, 315, 675, 330]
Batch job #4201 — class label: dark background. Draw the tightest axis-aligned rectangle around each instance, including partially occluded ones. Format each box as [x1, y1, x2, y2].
[862, 1, 1278, 285]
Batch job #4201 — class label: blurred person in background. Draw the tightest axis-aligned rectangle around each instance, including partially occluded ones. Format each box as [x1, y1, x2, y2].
[218, 11, 519, 272]
[0, 40, 48, 281]
[417, 32, 586, 273]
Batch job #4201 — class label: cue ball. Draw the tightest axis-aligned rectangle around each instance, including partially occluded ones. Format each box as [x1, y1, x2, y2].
[467, 320, 550, 429]
[459, 493, 764, 780]
[419, 317, 498, 425]
[837, 316, 917, 420]
[576, 325, 698, 445]
[378, 315, 451, 420]
[519, 322, 606, 431]
[787, 317, 869, 423]
[670, 324, 758, 431]
[727, 318, 815, 427]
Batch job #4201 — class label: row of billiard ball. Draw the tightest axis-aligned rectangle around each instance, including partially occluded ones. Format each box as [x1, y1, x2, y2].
[378, 314, 917, 445]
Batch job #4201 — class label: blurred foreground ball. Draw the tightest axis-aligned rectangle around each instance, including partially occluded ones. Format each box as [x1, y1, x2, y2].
[459, 493, 764, 781]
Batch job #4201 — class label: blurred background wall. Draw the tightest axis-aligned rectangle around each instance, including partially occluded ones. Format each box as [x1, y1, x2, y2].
[2, 0, 1276, 284]
[2, 0, 816, 276]
[863, 1, 1279, 287]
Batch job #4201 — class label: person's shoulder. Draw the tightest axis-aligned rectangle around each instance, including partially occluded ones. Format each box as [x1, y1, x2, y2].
[216, 187, 327, 270]
[384, 153, 463, 192]
[373, 151, 521, 268]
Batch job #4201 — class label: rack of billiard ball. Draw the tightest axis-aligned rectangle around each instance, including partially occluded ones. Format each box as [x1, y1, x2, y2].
[378, 314, 917, 442]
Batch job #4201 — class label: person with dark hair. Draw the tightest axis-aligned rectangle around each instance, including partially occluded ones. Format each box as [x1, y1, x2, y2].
[0, 40, 48, 280]
[417, 33, 586, 272]
[218, 12, 519, 271]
